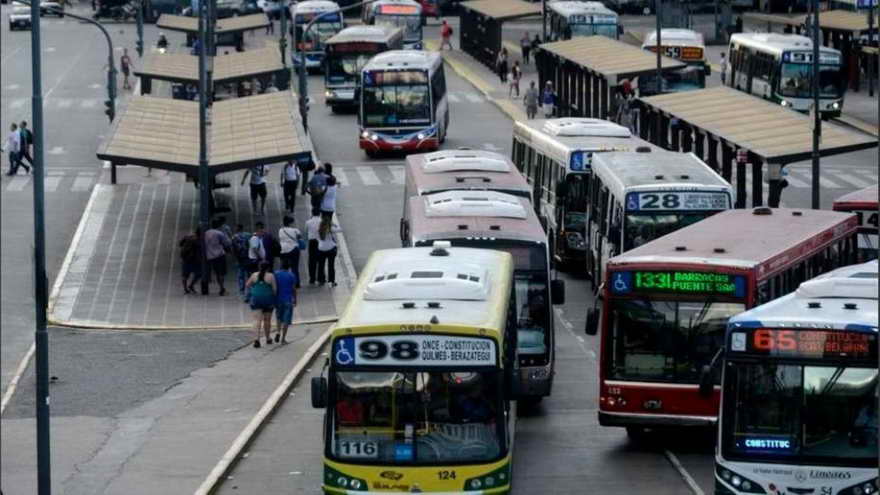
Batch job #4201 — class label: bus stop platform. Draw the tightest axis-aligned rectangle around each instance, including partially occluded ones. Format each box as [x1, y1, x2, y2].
[458, 0, 541, 69]
[635, 86, 878, 208]
[135, 47, 288, 95]
[534, 36, 685, 121]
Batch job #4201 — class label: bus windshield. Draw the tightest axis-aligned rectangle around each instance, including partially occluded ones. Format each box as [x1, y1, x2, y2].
[376, 15, 421, 41]
[571, 23, 617, 38]
[624, 212, 712, 250]
[363, 74, 431, 127]
[327, 53, 373, 84]
[332, 371, 504, 464]
[723, 363, 878, 467]
[296, 20, 343, 50]
[608, 299, 744, 382]
[780, 63, 844, 98]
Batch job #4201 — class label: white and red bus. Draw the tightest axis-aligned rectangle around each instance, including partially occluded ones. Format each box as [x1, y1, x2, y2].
[586, 207, 860, 438]
[833, 184, 878, 263]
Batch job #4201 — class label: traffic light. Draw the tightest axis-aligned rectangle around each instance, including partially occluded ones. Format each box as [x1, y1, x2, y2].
[136, 39, 143, 57]
[104, 99, 115, 122]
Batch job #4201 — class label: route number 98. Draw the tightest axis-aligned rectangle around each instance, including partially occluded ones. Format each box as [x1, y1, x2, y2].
[359, 339, 420, 361]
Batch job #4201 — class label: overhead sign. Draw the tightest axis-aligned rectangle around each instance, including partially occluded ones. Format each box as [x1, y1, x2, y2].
[378, 4, 419, 14]
[611, 270, 746, 298]
[730, 329, 878, 361]
[625, 191, 731, 211]
[333, 335, 497, 367]
[569, 150, 593, 172]
[329, 42, 380, 53]
[857, 0, 877, 8]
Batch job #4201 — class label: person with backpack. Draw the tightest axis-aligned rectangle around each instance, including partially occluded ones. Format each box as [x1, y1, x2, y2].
[231, 224, 252, 298]
[248, 222, 268, 276]
[179, 228, 202, 294]
[307, 166, 328, 211]
[245, 261, 276, 348]
[241, 165, 270, 216]
[278, 216, 304, 288]
[440, 20, 453, 50]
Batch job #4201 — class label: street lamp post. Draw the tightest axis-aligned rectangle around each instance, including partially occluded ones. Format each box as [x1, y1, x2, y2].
[136, 0, 144, 57]
[280, 0, 288, 65]
[810, 0, 821, 209]
[655, 0, 663, 145]
[198, 0, 213, 295]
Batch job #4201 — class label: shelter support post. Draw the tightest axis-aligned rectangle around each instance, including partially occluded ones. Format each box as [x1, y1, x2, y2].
[735, 158, 747, 209]
[584, 72, 592, 117]
[670, 119, 680, 151]
[591, 74, 600, 119]
[599, 78, 608, 120]
[111, 162, 117, 185]
[141, 77, 152, 95]
[639, 105, 650, 140]
[706, 135, 718, 171]
[694, 130, 704, 159]
[576, 71, 584, 116]
[561, 63, 569, 116]
[749, 152, 763, 207]
[681, 124, 693, 153]
[721, 143, 733, 183]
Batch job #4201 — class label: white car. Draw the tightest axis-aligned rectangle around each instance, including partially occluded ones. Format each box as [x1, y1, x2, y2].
[8, 3, 32, 30]
[39, 0, 64, 16]
[257, 0, 288, 20]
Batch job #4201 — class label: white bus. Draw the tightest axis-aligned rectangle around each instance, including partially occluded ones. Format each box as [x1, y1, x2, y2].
[547, 1, 620, 41]
[511, 118, 655, 269]
[585, 150, 733, 289]
[640, 29, 709, 96]
[291, 0, 344, 71]
[359, 50, 448, 157]
[362, 0, 423, 50]
[726, 33, 846, 117]
[323, 25, 404, 111]
[714, 260, 878, 495]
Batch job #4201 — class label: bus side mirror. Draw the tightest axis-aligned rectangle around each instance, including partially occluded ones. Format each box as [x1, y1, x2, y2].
[704, 65, 712, 76]
[311, 376, 327, 408]
[584, 307, 599, 336]
[698, 365, 713, 397]
[551, 279, 565, 305]
[505, 370, 521, 401]
[399, 218, 409, 245]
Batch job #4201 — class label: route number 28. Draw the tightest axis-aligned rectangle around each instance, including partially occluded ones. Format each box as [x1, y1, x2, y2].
[641, 193, 681, 209]
[359, 339, 420, 361]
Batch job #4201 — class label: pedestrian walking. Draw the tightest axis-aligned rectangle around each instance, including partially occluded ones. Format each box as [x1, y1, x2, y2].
[248, 222, 268, 271]
[280, 161, 300, 213]
[496, 48, 509, 83]
[521, 32, 531, 65]
[440, 20, 453, 50]
[320, 175, 338, 220]
[316, 216, 341, 286]
[531, 34, 541, 57]
[204, 218, 232, 296]
[719, 52, 727, 85]
[299, 160, 315, 195]
[266, 18, 275, 35]
[241, 165, 270, 216]
[2, 123, 22, 176]
[278, 216, 304, 287]
[179, 229, 202, 294]
[273, 259, 298, 344]
[120, 48, 133, 91]
[231, 224, 252, 297]
[305, 208, 322, 285]
[245, 261, 276, 348]
[523, 81, 539, 119]
[541, 81, 557, 118]
[307, 166, 328, 211]
[509, 61, 521, 98]
[17, 121, 33, 171]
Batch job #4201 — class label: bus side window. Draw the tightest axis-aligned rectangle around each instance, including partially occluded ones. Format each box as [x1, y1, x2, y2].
[599, 186, 610, 234]
[609, 203, 623, 253]
[757, 281, 770, 305]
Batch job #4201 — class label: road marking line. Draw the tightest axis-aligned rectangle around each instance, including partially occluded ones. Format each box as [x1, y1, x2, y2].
[71, 172, 96, 192]
[355, 166, 380, 186]
[464, 92, 482, 103]
[818, 175, 844, 189]
[447, 93, 460, 103]
[6, 175, 30, 191]
[44, 175, 62, 192]
[333, 167, 350, 186]
[554, 307, 591, 358]
[388, 165, 405, 184]
[853, 169, 878, 182]
[10, 98, 27, 109]
[55, 98, 73, 109]
[89, 83, 102, 89]
[828, 169, 874, 188]
[783, 172, 810, 188]
[80, 99, 98, 109]
[4, 84, 21, 91]
[0, 343, 36, 415]
[1, 46, 24, 66]
[664, 449, 705, 495]
[48, 146, 64, 155]
[45, 47, 56, 52]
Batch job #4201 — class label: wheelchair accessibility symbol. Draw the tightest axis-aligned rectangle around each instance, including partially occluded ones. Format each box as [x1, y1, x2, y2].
[335, 339, 355, 366]
[611, 272, 632, 295]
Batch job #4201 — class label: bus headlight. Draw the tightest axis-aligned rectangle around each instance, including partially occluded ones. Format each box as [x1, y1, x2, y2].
[349, 479, 362, 489]
[780, 100, 790, 107]
[324, 466, 367, 491]
[325, 90, 335, 98]
[469, 479, 482, 489]
[565, 232, 585, 249]
[464, 465, 510, 492]
[831, 101, 840, 110]
[715, 465, 765, 493]
[840, 479, 880, 495]
[417, 133, 426, 140]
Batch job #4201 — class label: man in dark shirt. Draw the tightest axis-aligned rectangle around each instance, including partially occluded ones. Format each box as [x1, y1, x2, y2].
[17, 121, 33, 172]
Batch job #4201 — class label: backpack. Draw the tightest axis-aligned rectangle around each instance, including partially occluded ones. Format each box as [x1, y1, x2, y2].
[249, 278, 274, 307]
[180, 236, 198, 261]
[232, 232, 250, 261]
[309, 180, 326, 197]
[263, 232, 281, 258]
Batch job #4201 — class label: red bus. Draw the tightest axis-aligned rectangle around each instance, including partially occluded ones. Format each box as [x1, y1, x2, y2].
[833, 184, 878, 262]
[585, 207, 859, 438]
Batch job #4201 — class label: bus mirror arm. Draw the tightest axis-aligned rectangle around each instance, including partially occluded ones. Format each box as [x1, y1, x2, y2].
[584, 301, 600, 336]
[551, 279, 565, 305]
[698, 347, 724, 397]
[311, 358, 330, 409]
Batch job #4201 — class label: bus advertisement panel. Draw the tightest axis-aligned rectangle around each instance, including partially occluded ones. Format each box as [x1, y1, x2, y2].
[292, 0, 344, 70]
[312, 245, 517, 494]
[590, 207, 860, 437]
[640, 29, 709, 95]
[716, 260, 878, 495]
[359, 50, 448, 157]
[324, 25, 404, 110]
[833, 185, 879, 262]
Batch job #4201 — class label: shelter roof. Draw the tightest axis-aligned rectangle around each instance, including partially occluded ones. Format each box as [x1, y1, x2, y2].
[459, 0, 541, 21]
[156, 13, 269, 34]
[639, 86, 877, 163]
[742, 12, 804, 27]
[744, 10, 872, 32]
[537, 35, 686, 81]
[134, 47, 284, 85]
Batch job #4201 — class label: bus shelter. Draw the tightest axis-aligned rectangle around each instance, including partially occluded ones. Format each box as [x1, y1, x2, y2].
[636, 86, 877, 208]
[157, 13, 271, 51]
[96, 92, 312, 186]
[458, 0, 541, 69]
[135, 47, 288, 94]
[534, 36, 685, 120]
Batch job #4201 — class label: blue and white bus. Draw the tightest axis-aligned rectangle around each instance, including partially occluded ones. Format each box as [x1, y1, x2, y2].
[714, 260, 878, 495]
[362, 0, 423, 50]
[324, 25, 404, 111]
[547, 1, 620, 41]
[292, 0, 344, 71]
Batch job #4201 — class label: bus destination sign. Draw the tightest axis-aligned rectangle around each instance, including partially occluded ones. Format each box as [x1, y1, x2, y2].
[610, 270, 746, 298]
[626, 191, 730, 211]
[333, 335, 497, 367]
[329, 42, 379, 53]
[730, 329, 878, 361]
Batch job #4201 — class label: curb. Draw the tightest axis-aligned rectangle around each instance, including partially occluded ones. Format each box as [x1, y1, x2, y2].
[833, 114, 880, 137]
[45, 314, 340, 332]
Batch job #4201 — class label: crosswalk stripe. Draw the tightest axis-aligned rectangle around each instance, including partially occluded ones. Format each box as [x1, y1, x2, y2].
[447, 93, 461, 103]
[852, 169, 878, 185]
[463, 93, 482, 103]
[783, 172, 810, 188]
[55, 99, 73, 109]
[71, 172, 96, 192]
[388, 165, 405, 184]
[828, 170, 874, 188]
[6, 175, 30, 191]
[44, 175, 62, 192]
[817, 175, 844, 189]
[334, 168, 350, 186]
[80, 99, 98, 109]
[9, 98, 27, 110]
[355, 166, 381, 186]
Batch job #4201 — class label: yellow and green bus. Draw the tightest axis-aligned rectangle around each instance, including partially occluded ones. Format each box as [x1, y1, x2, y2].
[311, 242, 518, 494]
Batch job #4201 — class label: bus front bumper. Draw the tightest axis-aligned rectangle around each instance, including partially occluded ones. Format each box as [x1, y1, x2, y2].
[359, 128, 439, 152]
[324, 488, 509, 495]
[325, 88, 356, 106]
[518, 366, 553, 398]
[598, 410, 716, 428]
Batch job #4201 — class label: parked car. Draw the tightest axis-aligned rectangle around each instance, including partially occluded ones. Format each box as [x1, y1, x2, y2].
[39, 0, 64, 16]
[8, 3, 32, 30]
[236, 0, 262, 15]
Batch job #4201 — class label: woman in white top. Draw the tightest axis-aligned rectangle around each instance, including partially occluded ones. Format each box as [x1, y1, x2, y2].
[281, 161, 300, 213]
[316, 215, 342, 286]
[241, 165, 270, 215]
[320, 175, 337, 220]
[278, 216, 303, 288]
